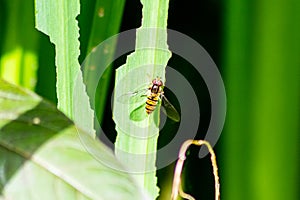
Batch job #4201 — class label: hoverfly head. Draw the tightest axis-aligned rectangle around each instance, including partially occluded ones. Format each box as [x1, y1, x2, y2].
[152, 77, 163, 87]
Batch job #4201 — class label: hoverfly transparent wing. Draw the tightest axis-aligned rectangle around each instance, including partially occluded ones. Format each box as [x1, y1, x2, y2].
[118, 87, 148, 121]
[117, 88, 148, 104]
[130, 103, 147, 121]
[161, 95, 180, 122]
[130, 99, 161, 124]
[153, 99, 161, 127]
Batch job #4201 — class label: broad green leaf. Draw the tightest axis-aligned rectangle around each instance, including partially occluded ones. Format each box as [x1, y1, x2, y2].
[35, 0, 95, 136]
[0, 79, 150, 200]
[0, 0, 39, 90]
[113, 0, 171, 198]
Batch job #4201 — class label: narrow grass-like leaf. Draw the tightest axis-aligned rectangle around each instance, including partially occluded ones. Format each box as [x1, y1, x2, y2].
[113, 0, 171, 198]
[35, 0, 95, 136]
[79, 0, 126, 130]
[0, 0, 38, 90]
[222, 1, 300, 200]
[0, 79, 150, 200]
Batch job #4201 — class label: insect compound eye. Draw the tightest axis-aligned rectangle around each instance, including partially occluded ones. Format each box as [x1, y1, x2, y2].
[158, 80, 163, 86]
[152, 78, 163, 86]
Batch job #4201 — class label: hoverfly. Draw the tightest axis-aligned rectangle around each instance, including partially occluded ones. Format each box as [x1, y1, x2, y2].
[118, 78, 180, 122]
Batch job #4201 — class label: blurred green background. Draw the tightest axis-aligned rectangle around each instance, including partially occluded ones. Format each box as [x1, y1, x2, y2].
[0, 0, 299, 199]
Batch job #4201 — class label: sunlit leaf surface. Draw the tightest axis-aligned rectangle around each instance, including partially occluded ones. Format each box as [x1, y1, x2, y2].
[113, 0, 172, 198]
[0, 79, 150, 200]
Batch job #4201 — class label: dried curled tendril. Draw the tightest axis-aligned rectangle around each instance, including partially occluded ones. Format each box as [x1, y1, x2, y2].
[171, 140, 220, 200]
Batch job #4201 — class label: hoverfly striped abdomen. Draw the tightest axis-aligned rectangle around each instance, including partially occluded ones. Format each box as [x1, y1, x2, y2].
[146, 93, 160, 114]
[145, 78, 163, 115]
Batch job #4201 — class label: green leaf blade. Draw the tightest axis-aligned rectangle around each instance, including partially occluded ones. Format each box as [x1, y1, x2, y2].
[113, 0, 171, 199]
[0, 0, 39, 90]
[35, 0, 95, 136]
[222, 0, 300, 200]
[0, 79, 150, 200]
